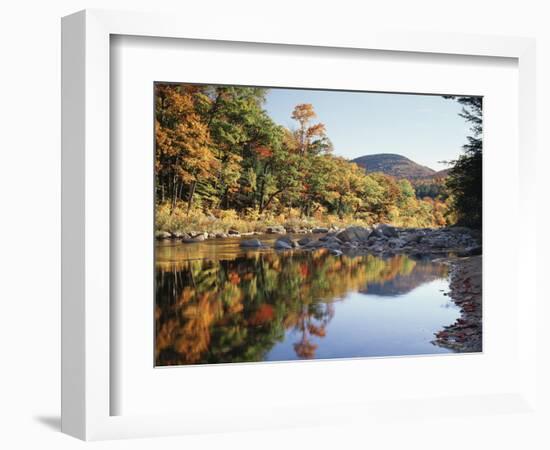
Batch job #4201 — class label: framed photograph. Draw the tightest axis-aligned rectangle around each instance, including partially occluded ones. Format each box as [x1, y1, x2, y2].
[62, 9, 537, 440]
[153, 82, 483, 367]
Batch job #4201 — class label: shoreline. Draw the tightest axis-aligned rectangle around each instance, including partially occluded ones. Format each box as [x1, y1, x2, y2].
[432, 255, 482, 353]
[157, 224, 482, 258]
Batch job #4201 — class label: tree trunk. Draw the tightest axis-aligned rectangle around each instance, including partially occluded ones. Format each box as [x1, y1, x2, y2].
[258, 179, 266, 213]
[223, 187, 230, 210]
[187, 181, 197, 215]
[170, 176, 178, 215]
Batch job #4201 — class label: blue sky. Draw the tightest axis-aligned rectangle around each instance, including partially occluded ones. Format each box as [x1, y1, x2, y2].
[264, 88, 471, 171]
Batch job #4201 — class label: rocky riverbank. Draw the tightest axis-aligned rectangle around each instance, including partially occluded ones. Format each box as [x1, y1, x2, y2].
[157, 223, 481, 257]
[237, 224, 481, 259]
[432, 255, 482, 353]
[155, 224, 332, 242]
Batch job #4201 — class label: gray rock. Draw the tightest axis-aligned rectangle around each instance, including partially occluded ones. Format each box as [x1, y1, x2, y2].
[228, 229, 240, 236]
[275, 235, 299, 247]
[329, 249, 343, 256]
[404, 232, 425, 244]
[378, 224, 399, 238]
[387, 238, 406, 249]
[423, 234, 453, 249]
[336, 226, 371, 242]
[368, 229, 384, 239]
[304, 240, 324, 249]
[457, 245, 482, 257]
[311, 227, 329, 234]
[266, 225, 286, 234]
[155, 230, 172, 240]
[240, 239, 264, 248]
[297, 237, 312, 246]
[183, 235, 206, 243]
[274, 239, 293, 250]
[215, 232, 228, 238]
[322, 241, 342, 250]
[321, 237, 343, 249]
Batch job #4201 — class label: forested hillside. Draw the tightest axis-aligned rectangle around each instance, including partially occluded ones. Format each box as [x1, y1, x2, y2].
[155, 84, 457, 234]
[352, 153, 451, 200]
[352, 153, 436, 179]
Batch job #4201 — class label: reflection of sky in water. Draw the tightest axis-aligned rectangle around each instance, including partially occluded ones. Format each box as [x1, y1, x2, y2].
[155, 236, 460, 365]
[266, 278, 459, 361]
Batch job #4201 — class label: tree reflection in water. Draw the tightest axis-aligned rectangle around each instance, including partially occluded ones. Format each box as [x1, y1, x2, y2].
[155, 248, 447, 366]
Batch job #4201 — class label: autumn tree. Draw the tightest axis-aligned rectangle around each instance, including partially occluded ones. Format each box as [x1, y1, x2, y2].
[155, 84, 219, 214]
[291, 104, 332, 155]
[205, 86, 268, 209]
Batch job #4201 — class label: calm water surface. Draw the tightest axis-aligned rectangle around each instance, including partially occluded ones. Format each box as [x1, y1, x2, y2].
[155, 235, 459, 366]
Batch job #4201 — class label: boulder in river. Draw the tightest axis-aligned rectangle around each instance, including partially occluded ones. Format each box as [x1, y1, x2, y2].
[387, 238, 406, 249]
[155, 230, 172, 240]
[274, 239, 293, 250]
[336, 226, 371, 242]
[275, 235, 298, 248]
[311, 227, 329, 234]
[457, 245, 482, 257]
[404, 232, 425, 244]
[297, 237, 312, 246]
[369, 224, 398, 239]
[379, 224, 399, 238]
[322, 240, 343, 250]
[240, 239, 264, 248]
[170, 231, 186, 239]
[183, 234, 206, 243]
[304, 240, 324, 249]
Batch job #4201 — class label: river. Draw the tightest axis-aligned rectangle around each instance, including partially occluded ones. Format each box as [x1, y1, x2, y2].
[155, 234, 460, 366]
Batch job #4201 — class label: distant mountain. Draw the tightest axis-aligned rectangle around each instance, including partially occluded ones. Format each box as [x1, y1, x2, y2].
[359, 260, 448, 297]
[352, 153, 445, 180]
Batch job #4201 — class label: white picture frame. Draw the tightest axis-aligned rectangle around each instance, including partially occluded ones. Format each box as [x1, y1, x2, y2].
[61, 9, 537, 441]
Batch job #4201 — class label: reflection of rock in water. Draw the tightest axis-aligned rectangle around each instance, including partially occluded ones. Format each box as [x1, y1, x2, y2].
[154, 244, 449, 366]
[359, 261, 448, 297]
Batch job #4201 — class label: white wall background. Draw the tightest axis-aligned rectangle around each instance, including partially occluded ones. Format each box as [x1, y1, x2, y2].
[0, 1, 547, 449]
